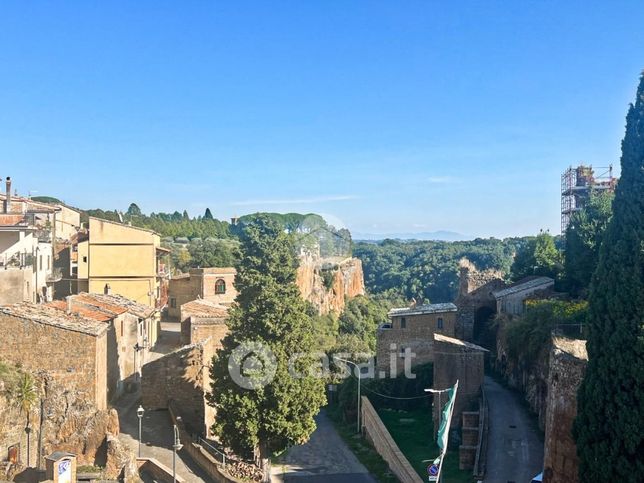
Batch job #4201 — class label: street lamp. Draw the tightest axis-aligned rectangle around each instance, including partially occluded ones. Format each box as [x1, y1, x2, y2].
[172, 417, 183, 483]
[335, 357, 362, 434]
[136, 405, 145, 457]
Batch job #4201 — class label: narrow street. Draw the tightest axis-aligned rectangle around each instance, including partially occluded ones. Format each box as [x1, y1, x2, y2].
[272, 410, 377, 483]
[114, 321, 210, 482]
[484, 376, 544, 483]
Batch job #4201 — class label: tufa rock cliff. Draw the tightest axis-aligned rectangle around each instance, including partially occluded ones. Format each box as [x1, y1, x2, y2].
[296, 251, 365, 315]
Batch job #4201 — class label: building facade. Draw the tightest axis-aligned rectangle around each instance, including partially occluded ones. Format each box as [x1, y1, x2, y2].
[167, 267, 237, 319]
[179, 298, 229, 347]
[493, 276, 555, 316]
[376, 302, 458, 375]
[76, 217, 168, 307]
[0, 303, 110, 410]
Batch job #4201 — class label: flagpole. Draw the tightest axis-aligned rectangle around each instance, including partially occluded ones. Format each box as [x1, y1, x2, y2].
[426, 380, 459, 483]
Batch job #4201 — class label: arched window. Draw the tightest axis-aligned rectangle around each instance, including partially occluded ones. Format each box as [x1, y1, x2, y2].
[215, 279, 226, 295]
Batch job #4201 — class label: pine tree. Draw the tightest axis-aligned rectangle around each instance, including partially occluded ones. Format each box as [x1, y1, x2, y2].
[204, 207, 214, 220]
[207, 215, 326, 481]
[573, 74, 644, 481]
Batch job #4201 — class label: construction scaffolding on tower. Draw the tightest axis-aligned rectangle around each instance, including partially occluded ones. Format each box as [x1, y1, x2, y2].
[561, 164, 616, 234]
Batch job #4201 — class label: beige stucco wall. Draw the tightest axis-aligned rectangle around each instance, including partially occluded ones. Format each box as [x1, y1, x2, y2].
[84, 218, 160, 307]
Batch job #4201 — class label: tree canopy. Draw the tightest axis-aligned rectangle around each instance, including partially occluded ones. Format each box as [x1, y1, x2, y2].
[563, 191, 613, 296]
[574, 74, 644, 482]
[207, 215, 326, 479]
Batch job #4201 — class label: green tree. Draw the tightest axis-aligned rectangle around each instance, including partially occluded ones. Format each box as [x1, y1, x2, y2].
[126, 203, 142, 217]
[207, 216, 326, 480]
[510, 231, 561, 280]
[564, 191, 613, 296]
[573, 75, 644, 482]
[188, 238, 238, 268]
[204, 207, 214, 220]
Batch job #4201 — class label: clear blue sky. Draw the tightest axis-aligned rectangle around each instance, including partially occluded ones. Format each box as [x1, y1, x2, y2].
[1, 1, 642, 238]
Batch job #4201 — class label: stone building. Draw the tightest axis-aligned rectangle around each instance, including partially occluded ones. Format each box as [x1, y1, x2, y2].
[48, 291, 159, 397]
[376, 302, 457, 375]
[0, 303, 111, 410]
[453, 258, 506, 342]
[543, 337, 588, 483]
[179, 298, 229, 347]
[142, 341, 215, 438]
[431, 334, 487, 432]
[167, 267, 237, 319]
[493, 276, 555, 316]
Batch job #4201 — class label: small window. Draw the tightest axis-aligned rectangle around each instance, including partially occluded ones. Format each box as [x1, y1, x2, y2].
[437, 317, 444, 330]
[170, 298, 177, 308]
[399, 346, 407, 357]
[39, 255, 43, 270]
[215, 279, 226, 295]
[83, 256, 88, 263]
[400, 317, 406, 329]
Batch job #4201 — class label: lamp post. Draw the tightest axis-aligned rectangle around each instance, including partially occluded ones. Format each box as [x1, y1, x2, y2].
[335, 358, 362, 434]
[136, 405, 145, 457]
[172, 417, 183, 483]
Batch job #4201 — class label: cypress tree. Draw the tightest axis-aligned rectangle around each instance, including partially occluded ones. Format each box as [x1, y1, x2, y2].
[207, 215, 326, 481]
[573, 75, 644, 481]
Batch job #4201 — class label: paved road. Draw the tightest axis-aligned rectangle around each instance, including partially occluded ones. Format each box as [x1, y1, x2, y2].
[115, 390, 210, 482]
[272, 411, 377, 483]
[484, 376, 543, 483]
[115, 322, 210, 482]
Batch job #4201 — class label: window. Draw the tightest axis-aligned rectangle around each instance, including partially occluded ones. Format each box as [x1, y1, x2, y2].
[215, 279, 226, 295]
[39, 255, 43, 270]
[437, 317, 444, 330]
[83, 256, 88, 263]
[399, 346, 408, 357]
[120, 321, 124, 337]
[400, 317, 406, 329]
[170, 298, 177, 308]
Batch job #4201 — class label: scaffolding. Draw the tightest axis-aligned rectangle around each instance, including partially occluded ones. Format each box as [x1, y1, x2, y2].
[561, 164, 615, 234]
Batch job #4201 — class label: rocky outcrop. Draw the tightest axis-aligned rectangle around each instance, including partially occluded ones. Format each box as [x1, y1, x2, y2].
[296, 250, 365, 315]
[0, 370, 133, 480]
[104, 434, 141, 482]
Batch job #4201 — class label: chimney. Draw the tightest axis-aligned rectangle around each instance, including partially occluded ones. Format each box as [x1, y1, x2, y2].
[104, 283, 112, 295]
[66, 296, 73, 314]
[4, 177, 11, 213]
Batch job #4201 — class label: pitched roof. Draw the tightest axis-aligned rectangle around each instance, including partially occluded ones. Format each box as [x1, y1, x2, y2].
[492, 277, 554, 298]
[84, 293, 157, 319]
[181, 299, 230, 319]
[389, 302, 457, 317]
[47, 300, 115, 322]
[0, 303, 108, 336]
[433, 333, 489, 352]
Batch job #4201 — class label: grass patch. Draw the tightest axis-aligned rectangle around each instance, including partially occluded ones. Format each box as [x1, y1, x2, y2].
[326, 406, 397, 483]
[377, 407, 472, 483]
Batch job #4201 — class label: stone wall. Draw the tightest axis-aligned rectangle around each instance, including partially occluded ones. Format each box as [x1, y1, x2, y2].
[296, 253, 365, 315]
[453, 259, 505, 341]
[182, 317, 228, 349]
[168, 268, 237, 319]
[432, 335, 487, 432]
[360, 397, 423, 483]
[141, 341, 214, 437]
[543, 337, 587, 483]
[376, 311, 456, 375]
[0, 313, 107, 410]
[495, 317, 550, 431]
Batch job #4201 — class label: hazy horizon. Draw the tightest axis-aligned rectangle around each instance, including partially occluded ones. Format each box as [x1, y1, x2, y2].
[3, 1, 641, 238]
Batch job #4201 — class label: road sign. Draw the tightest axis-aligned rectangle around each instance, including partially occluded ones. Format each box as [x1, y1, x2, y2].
[427, 463, 439, 481]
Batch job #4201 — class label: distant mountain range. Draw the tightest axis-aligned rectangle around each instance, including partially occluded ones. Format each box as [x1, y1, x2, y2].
[353, 230, 471, 242]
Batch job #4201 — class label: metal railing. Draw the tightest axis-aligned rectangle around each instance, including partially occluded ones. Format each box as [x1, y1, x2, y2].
[198, 437, 227, 467]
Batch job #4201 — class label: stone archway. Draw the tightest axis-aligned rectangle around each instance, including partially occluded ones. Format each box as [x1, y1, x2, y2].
[473, 305, 497, 349]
